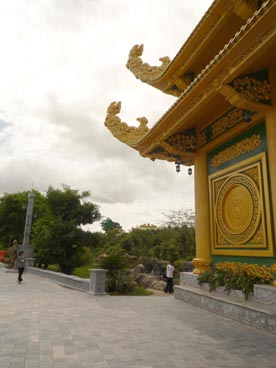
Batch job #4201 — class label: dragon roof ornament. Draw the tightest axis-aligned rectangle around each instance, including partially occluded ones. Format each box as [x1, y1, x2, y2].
[126, 44, 171, 83]
[104, 102, 149, 146]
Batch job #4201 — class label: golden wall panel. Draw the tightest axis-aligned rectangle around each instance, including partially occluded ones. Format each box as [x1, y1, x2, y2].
[209, 152, 274, 256]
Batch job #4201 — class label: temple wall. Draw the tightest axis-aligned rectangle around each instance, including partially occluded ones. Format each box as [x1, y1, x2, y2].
[194, 66, 276, 266]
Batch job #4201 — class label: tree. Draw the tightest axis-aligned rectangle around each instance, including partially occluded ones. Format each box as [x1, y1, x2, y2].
[101, 217, 122, 233]
[0, 191, 48, 247]
[32, 185, 101, 274]
[160, 209, 195, 228]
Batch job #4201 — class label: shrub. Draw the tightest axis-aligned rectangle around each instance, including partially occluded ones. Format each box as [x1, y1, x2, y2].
[100, 254, 129, 272]
[100, 254, 133, 294]
[174, 259, 186, 272]
[106, 270, 134, 294]
[79, 246, 94, 266]
[198, 262, 276, 299]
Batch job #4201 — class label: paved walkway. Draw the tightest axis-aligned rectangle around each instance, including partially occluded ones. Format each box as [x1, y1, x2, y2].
[1, 269, 276, 368]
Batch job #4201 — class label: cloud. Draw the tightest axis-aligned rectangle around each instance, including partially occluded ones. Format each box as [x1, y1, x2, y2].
[0, 0, 212, 230]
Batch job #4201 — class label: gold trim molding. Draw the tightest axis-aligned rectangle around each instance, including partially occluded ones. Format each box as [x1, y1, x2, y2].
[126, 44, 170, 83]
[104, 102, 149, 145]
[211, 134, 262, 167]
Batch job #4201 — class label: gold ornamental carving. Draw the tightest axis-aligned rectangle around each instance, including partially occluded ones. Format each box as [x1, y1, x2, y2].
[208, 151, 274, 257]
[211, 108, 244, 139]
[211, 134, 262, 167]
[104, 102, 149, 145]
[232, 76, 271, 104]
[216, 173, 260, 244]
[166, 134, 196, 152]
[126, 44, 170, 83]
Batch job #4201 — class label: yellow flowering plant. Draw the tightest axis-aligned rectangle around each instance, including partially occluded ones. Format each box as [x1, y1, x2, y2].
[198, 262, 276, 299]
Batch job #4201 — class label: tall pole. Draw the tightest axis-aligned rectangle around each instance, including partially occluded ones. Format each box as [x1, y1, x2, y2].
[23, 192, 35, 266]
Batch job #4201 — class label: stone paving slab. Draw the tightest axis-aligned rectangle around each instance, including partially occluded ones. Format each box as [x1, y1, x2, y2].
[1, 269, 276, 368]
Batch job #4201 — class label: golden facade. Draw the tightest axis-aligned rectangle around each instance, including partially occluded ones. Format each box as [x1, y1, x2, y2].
[105, 0, 276, 271]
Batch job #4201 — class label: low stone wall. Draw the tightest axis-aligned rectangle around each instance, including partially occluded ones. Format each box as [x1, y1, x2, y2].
[27, 267, 90, 292]
[175, 272, 276, 334]
[254, 284, 276, 306]
[9, 266, 107, 295]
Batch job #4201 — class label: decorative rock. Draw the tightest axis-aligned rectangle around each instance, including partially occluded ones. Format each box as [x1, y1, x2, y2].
[134, 273, 166, 291]
[133, 264, 145, 275]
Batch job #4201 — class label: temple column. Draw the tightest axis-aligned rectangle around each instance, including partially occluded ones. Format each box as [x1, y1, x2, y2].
[193, 150, 211, 273]
[266, 66, 276, 237]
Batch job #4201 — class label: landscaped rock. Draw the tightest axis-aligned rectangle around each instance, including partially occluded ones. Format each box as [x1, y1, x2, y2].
[133, 264, 145, 275]
[134, 273, 166, 291]
[138, 257, 166, 275]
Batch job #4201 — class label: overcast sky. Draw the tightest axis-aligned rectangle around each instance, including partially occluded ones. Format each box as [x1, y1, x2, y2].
[0, 0, 213, 232]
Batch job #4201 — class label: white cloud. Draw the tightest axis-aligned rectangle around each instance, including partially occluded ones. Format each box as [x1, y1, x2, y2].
[0, 0, 212, 230]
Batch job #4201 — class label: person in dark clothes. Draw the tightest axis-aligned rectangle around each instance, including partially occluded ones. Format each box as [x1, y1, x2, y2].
[164, 260, 175, 293]
[15, 251, 28, 283]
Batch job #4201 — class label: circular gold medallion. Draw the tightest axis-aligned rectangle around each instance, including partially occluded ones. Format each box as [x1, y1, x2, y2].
[216, 173, 260, 244]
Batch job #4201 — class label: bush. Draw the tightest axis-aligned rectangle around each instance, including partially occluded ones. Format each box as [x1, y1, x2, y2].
[79, 246, 94, 266]
[99, 254, 133, 294]
[174, 259, 186, 272]
[198, 262, 276, 299]
[106, 270, 134, 294]
[100, 254, 129, 272]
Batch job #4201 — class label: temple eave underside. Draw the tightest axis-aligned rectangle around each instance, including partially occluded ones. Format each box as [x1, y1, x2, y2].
[126, 0, 269, 97]
[105, 0, 275, 166]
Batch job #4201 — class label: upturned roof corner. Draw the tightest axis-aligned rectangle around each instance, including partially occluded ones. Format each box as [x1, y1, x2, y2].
[126, 44, 171, 85]
[104, 101, 149, 146]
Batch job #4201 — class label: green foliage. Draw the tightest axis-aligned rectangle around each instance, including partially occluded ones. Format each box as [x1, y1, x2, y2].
[173, 259, 186, 272]
[101, 217, 122, 233]
[81, 231, 106, 250]
[198, 262, 274, 299]
[99, 253, 129, 272]
[73, 264, 94, 278]
[47, 264, 59, 272]
[128, 286, 153, 296]
[119, 223, 195, 261]
[198, 269, 225, 292]
[32, 185, 101, 274]
[0, 190, 47, 246]
[79, 246, 94, 266]
[99, 253, 133, 294]
[105, 270, 134, 294]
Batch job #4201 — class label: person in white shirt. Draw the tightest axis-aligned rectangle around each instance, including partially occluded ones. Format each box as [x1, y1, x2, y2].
[164, 260, 175, 293]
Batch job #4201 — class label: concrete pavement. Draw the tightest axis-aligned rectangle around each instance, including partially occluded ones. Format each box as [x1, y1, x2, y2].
[1, 268, 276, 368]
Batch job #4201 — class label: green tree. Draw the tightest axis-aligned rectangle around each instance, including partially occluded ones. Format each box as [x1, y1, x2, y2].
[32, 185, 101, 274]
[0, 191, 47, 247]
[101, 217, 122, 233]
[120, 228, 155, 257]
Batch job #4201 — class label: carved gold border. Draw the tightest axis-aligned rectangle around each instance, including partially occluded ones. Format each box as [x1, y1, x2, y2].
[209, 152, 274, 256]
[211, 134, 262, 167]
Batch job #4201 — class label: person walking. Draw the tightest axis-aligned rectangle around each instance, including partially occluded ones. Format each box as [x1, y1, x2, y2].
[164, 260, 175, 294]
[15, 251, 28, 283]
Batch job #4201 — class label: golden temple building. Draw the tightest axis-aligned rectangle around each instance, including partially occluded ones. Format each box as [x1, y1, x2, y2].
[105, 0, 276, 273]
